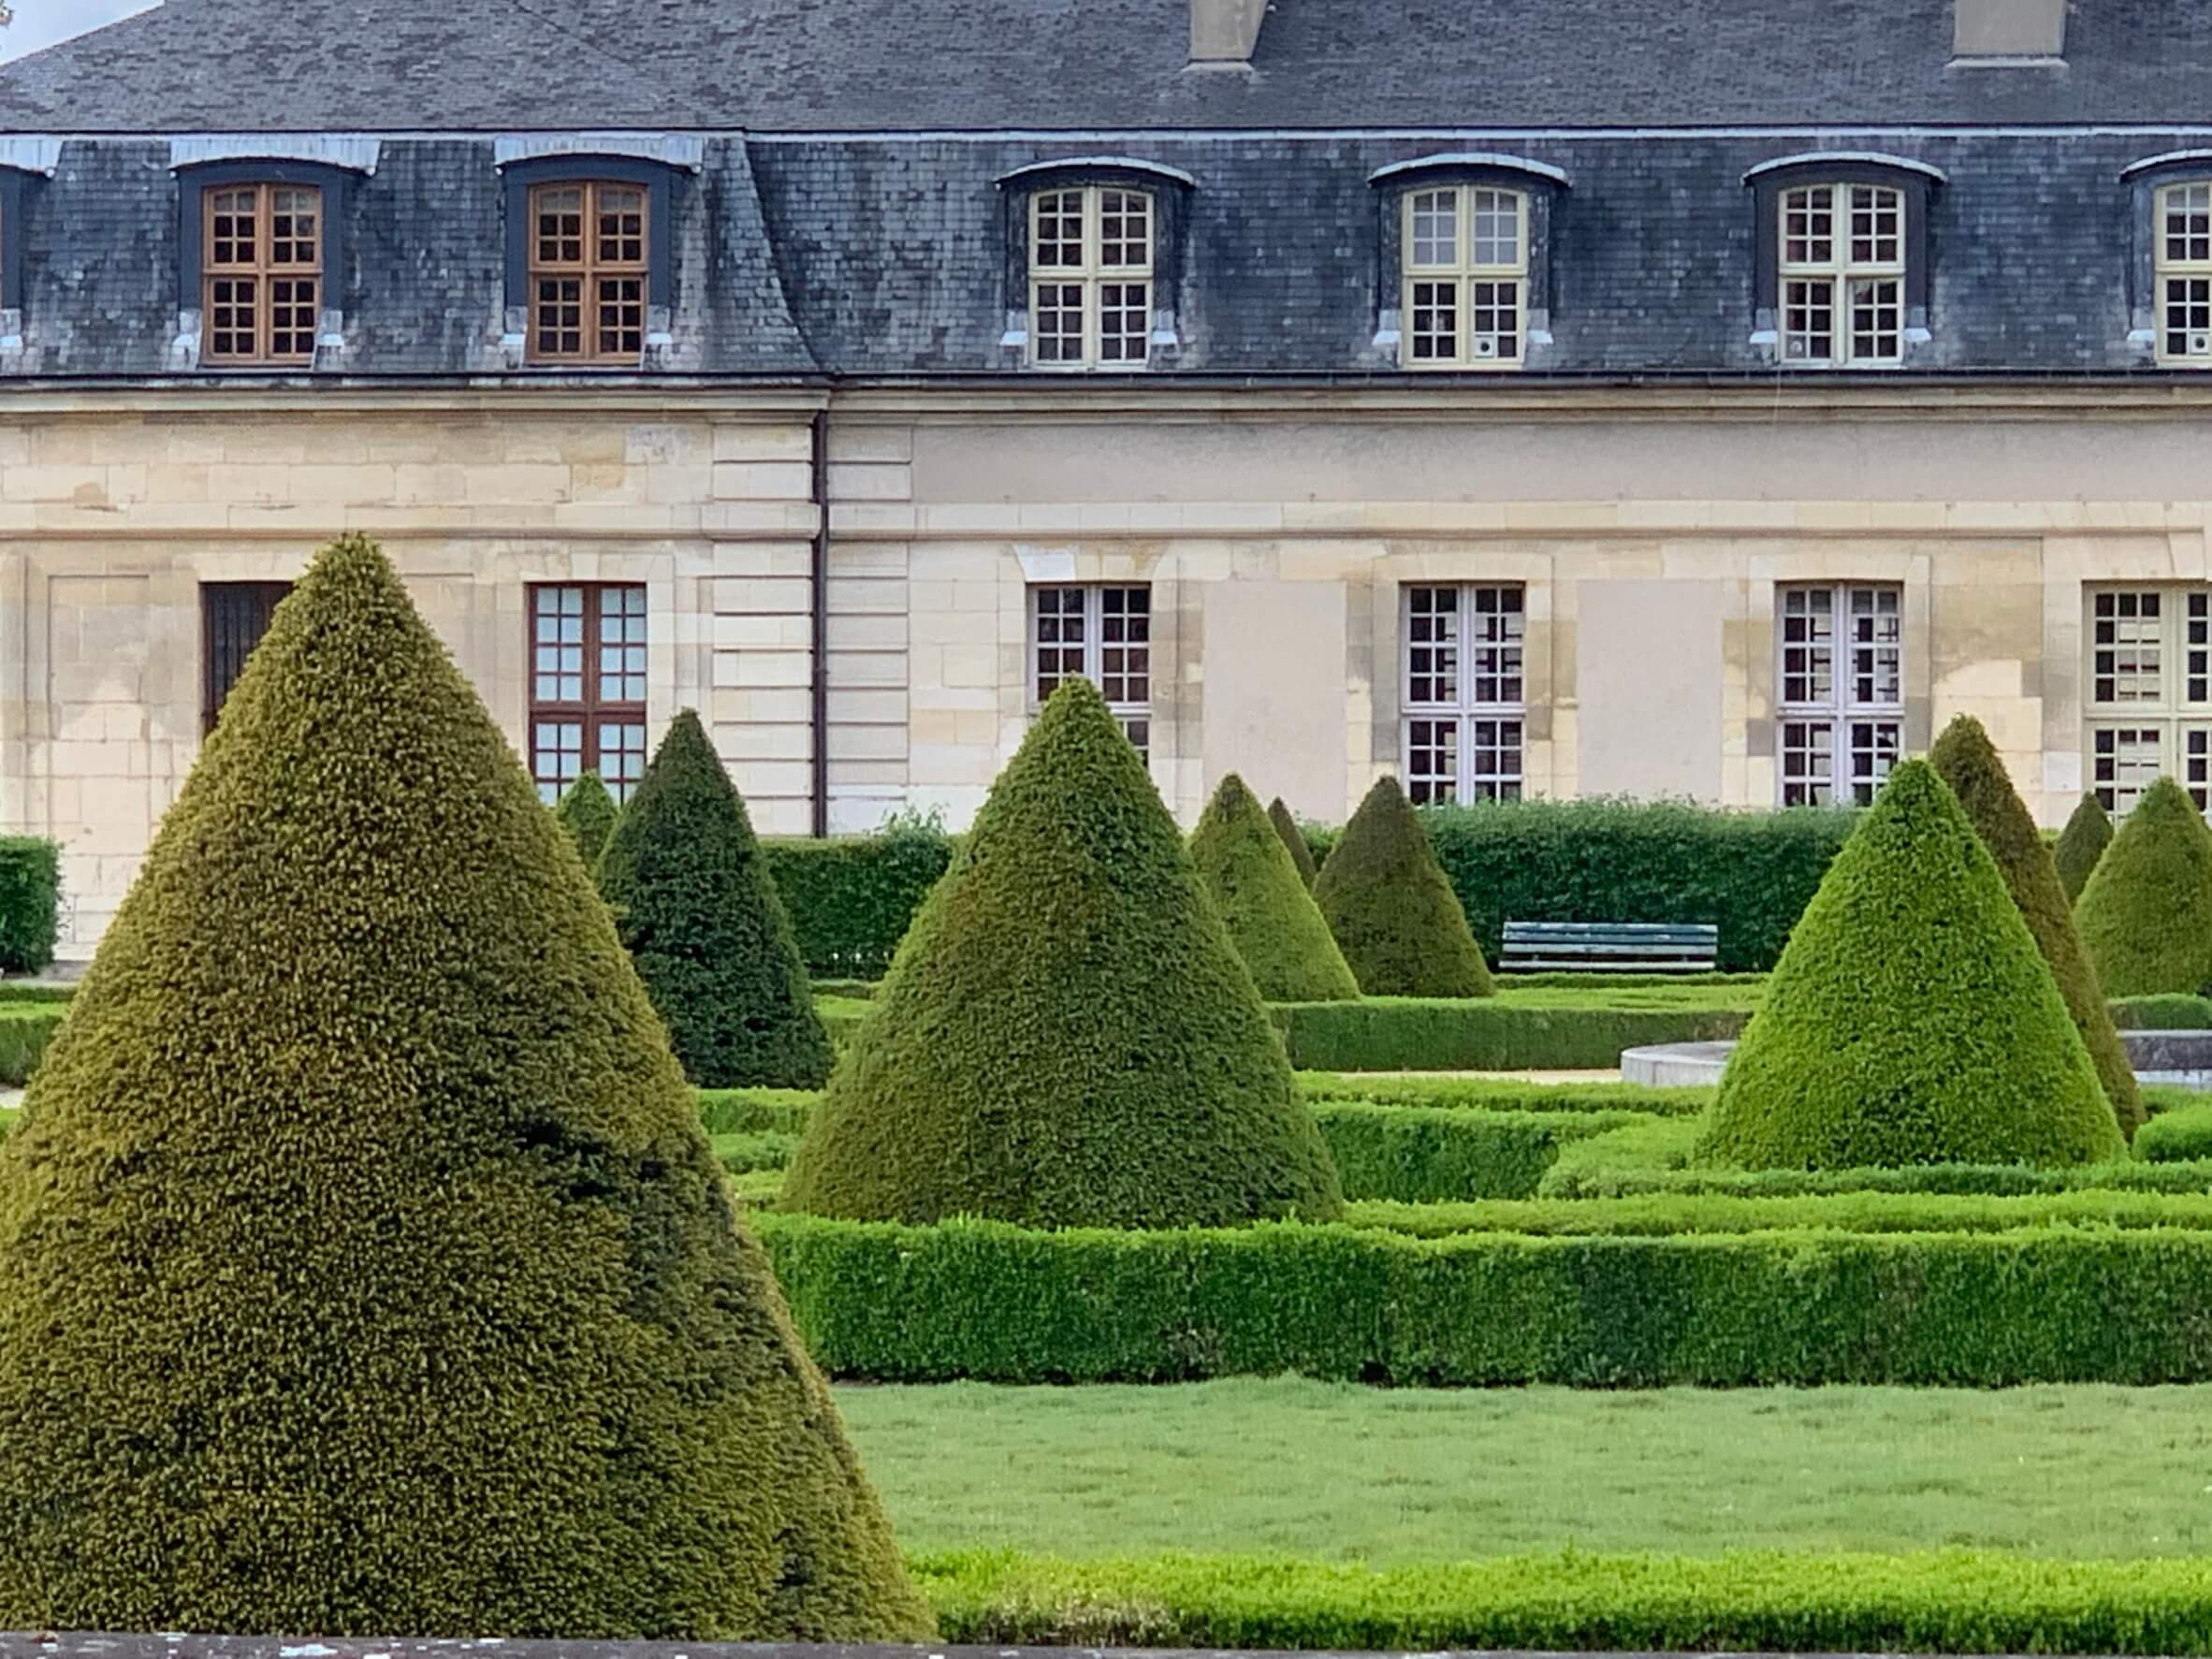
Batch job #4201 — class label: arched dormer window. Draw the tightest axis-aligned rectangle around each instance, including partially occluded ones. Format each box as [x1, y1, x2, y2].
[173, 140, 376, 371]
[1368, 153, 1568, 371]
[997, 157, 1196, 372]
[2121, 153, 2212, 366]
[495, 140, 699, 370]
[1744, 153, 1943, 369]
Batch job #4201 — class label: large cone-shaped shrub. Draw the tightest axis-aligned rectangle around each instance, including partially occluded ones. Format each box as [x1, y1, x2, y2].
[0, 537, 930, 1639]
[1929, 717, 2143, 1140]
[598, 710, 834, 1089]
[1698, 759, 2123, 1171]
[1313, 775, 1492, 997]
[2076, 776, 2212, 997]
[1270, 795, 1320, 887]
[1192, 774, 1361, 1001]
[783, 678, 1342, 1229]
[2054, 793, 2113, 904]
[556, 768, 619, 869]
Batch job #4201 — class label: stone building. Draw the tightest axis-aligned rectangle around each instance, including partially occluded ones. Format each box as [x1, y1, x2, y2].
[0, 0, 2207, 941]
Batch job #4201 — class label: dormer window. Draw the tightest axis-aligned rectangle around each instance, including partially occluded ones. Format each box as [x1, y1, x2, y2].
[201, 183, 322, 366]
[529, 181, 648, 365]
[1777, 183, 1904, 367]
[1403, 184, 1527, 368]
[2157, 181, 2212, 364]
[1029, 185, 1154, 371]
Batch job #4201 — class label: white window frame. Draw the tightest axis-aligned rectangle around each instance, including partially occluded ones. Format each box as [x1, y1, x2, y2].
[1400, 583, 1526, 803]
[1776, 582, 1903, 807]
[1028, 583, 1153, 757]
[1027, 185, 1154, 372]
[2085, 586, 2212, 813]
[2156, 182, 2212, 366]
[1778, 182, 1906, 368]
[1401, 185, 1528, 370]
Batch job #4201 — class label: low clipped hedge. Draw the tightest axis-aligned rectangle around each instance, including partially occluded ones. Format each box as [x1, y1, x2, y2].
[1540, 1157, 2212, 1201]
[699, 1086, 817, 1136]
[1346, 1187, 2212, 1237]
[2136, 1103, 2212, 1164]
[1271, 998, 1749, 1070]
[919, 1548, 2212, 1653]
[757, 1213, 2212, 1385]
[0, 1000, 64, 1085]
[0, 840, 59, 975]
[762, 826, 956, 978]
[2112, 993, 2212, 1028]
[1301, 1073, 1714, 1117]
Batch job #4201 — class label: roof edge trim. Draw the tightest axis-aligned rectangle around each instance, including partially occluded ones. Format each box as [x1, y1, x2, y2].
[1741, 150, 1947, 183]
[0, 138, 61, 177]
[1367, 151, 1570, 186]
[169, 136, 381, 174]
[2121, 149, 2212, 180]
[996, 154, 1200, 187]
[492, 135, 706, 171]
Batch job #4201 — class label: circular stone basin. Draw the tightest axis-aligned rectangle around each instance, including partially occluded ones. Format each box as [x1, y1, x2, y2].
[1623, 1030, 2212, 1090]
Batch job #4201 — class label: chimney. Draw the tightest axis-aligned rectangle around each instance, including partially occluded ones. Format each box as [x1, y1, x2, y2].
[1953, 0, 2066, 60]
[1189, 0, 1267, 65]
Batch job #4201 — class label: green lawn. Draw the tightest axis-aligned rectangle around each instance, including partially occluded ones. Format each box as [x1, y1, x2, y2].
[837, 1376, 2212, 1562]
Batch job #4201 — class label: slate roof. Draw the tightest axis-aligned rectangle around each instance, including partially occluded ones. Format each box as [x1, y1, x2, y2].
[7, 0, 2212, 134]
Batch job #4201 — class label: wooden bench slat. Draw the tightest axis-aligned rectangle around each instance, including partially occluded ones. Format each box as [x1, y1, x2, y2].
[1498, 918, 1719, 975]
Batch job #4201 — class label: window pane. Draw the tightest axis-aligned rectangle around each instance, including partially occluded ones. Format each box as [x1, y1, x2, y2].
[1848, 276, 1901, 364]
[1031, 282, 1085, 363]
[1409, 278, 1459, 363]
[2166, 182, 2212, 265]
[1847, 585, 1902, 707]
[1846, 719, 1900, 805]
[269, 277, 317, 360]
[1470, 188, 1521, 269]
[1469, 279, 1519, 362]
[597, 720, 648, 802]
[1405, 717, 1460, 805]
[1098, 281, 1149, 364]
[1783, 278, 1833, 362]
[210, 187, 258, 267]
[1031, 190, 1084, 271]
[598, 585, 648, 705]
[1409, 189, 1458, 269]
[269, 188, 319, 267]
[1099, 586, 1150, 706]
[597, 185, 647, 265]
[1849, 185, 1902, 266]
[531, 719, 585, 805]
[1469, 585, 1524, 705]
[2190, 593, 2208, 705]
[1468, 717, 1523, 802]
[1032, 585, 1086, 699]
[535, 277, 584, 357]
[2189, 725, 2212, 811]
[1782, 184, 1833, 267]
[2165, 276, 2212, 360]
[2091, 589, 2164, 705]
[1098, 190, 1151, 270]
[1780, 719, 1837, 807]
[2090, 725, 2163, 815]
[1780, 586, 1836, 707]
[1405, 586, 1460, 706]
[536, 186, 585, 265]
[595, 274, 646, 358]
[206, 276, 258, 360]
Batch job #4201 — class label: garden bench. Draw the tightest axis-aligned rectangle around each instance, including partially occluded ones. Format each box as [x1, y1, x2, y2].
[1499, 920, 1719, 974]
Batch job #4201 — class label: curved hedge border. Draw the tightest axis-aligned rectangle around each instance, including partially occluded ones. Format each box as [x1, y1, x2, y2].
[757, 1213, 2212, 1385]
[918, 1548, 2212, 1653]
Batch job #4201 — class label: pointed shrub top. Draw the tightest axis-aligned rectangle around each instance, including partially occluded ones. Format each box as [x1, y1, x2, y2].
[555, 769, 619, 870]
[1929, 716, 2142, 1139]
[597, 708, 834, 1089]
[2075, 775, 2212, 997]
[1312, 774, 1492, 997]
[2054, 792, 2115, 904]
[1698, 758, 2123, 1171]
[1269, 796, 1320, 887]
[782, 677, 1343, 1229]
[1191, 773, 1361, 1002]
[0, 535, 928, 1639]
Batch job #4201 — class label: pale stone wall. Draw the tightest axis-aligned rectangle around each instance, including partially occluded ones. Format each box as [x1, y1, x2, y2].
[3, 386, 2207, 946]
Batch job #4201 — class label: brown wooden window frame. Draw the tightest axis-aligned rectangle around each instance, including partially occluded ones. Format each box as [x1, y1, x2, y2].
[201, 580, 294, 734]
[528, 583, 650, 805]
[527, 180, 649, 366]
[200, 182, 323, 367]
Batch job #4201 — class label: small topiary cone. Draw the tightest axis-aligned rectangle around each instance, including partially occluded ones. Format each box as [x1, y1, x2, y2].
[554, 769, 618, 870]
[1313, 775, 1492, 997]
[1269, 796, 1320, 887]
[1191, 774, 1361, 1001]
[2054, 792, 2114, 905]
[2076, 776, 2212, 997]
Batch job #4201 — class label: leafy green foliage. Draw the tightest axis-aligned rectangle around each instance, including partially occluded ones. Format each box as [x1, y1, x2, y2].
[1930, 716, 2143, 1138]
[918, 1548, 2212, 1653]
[764, 817, 957, 978]
[2055, 793, 2115, 903]
[0, 536, 930, 1639]
[598, 709, 835, 1089]
[1535, 1114, 1705, 1192]
[2110, 993, 2212, 1028]
[1298, 1072, 1715, 1117]
[1313, 1101, 1652, 1200]
[1541, 1158, 2212, 1200]
[1353, 1186, 2212, 1237]
[554, 770, 618, 870]
[1190, 774, 1359, 1001]
[0, 838, 58, 974]
[1314, 777, 1492, 997]
[783, 678, 1342, 1229]
[1699, 761, 2124, 1170]
[0, 1001, 61, 1085]
[2135, 1102, 2212, 1164]
[1271, 997, 1748, 1070]
[757, 1210, 2212, 1385]
[2077, 776, 2212, 997]
[1268, 796, 1319, 887]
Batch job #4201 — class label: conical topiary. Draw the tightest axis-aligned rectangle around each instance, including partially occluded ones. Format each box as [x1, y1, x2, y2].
[1191, 774, 1361, 1002]
[1270, 795, 1320, 887]
[597, 710, 834, 1090]
[0, 536, 930, 1639]
[2055, 792, 2114, 904]
[555, 769, 619, 869]
[1312, 775, 1492, 997]
[1697, 759, 2124, 1171]
[2075, 776, 2212, 997]
[1929, 716, 2144, 1140]
[782, 677, 1343, 1230]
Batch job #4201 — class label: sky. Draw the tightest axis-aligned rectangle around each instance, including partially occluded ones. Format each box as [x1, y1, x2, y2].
[0, 0, 157, 62]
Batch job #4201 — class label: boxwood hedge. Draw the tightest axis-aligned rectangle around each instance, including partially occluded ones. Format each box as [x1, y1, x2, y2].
[1272, 997, 1749, 1070]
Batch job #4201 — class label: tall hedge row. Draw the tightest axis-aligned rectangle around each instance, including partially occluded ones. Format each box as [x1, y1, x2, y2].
[763, 827, 956, 978]
[0, 840, 58, 976]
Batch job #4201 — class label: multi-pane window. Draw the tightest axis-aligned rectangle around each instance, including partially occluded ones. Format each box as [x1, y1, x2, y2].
[2086, 588, 2212, 812]
[201, 183, 321, 366]
[1403, 186, 1527, 369]
[2157, 182, 2212, 365]
[201, 581, 294, 733]
[529, 181, 648, 365]
[1030, 585, 1151, 756]
[1778, 183, 1906, 368]
[1028, 186, 1153, 370]
[529, 584, 648, 804]
[1402, 584, 1525, 803]
[1777, 583, 1902, 806]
